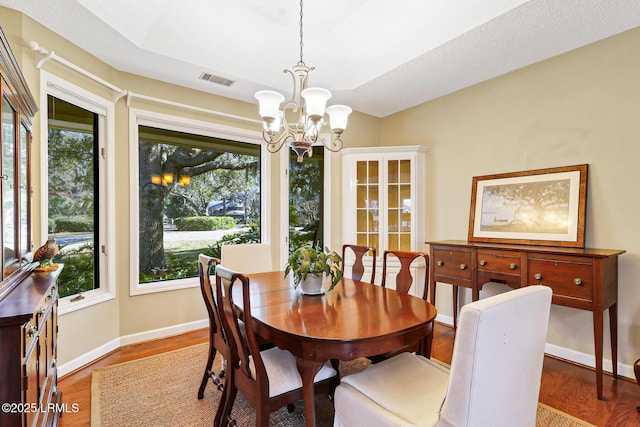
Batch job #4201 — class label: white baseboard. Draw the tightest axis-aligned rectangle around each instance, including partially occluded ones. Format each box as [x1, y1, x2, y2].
[58, 338, 121, 378]
[119, 319, 208, 346]
[545, 342, 635, 381]
[58, 318, 208, 378]
[435, 315, 635, 381]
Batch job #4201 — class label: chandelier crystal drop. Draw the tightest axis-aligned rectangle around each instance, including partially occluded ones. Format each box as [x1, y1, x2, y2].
[254, 0, 352, 162]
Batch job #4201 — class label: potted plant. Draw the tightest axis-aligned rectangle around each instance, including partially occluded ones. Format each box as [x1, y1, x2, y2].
[285, 245, 343, 294]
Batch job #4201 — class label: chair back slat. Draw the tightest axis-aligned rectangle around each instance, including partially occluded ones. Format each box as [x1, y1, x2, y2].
[341, 244, 377, 283]
[381, 250, 429, 299]
[198, 254, 222, 338]
[216, 266, 266, 385]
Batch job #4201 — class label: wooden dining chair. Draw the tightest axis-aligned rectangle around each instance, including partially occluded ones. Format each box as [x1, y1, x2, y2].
[378, 249, 431, 358]
[215, 265, 339, 427]
[341, 244, 377, 283]
[381, 249, 429, 299]
[197, 254, 226, 400]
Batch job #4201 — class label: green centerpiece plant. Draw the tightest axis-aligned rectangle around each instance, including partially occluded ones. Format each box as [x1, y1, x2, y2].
[285, 245, 343, 293]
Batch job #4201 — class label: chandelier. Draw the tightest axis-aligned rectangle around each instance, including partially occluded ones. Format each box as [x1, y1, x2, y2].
[254, 0, 352, 162]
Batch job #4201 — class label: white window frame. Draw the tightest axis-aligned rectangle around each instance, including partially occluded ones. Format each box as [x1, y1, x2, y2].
[40, 71, 116, 314]
[129, 109, 269, 296]
[278, 138, 333, 268]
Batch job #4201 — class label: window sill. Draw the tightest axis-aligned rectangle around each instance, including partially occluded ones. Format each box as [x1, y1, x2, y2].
[130, 277, 199, 296]
[58, 288, 116, 316]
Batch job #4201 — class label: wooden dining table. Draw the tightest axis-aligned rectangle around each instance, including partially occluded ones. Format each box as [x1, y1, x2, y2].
[232, 271, 438, 427]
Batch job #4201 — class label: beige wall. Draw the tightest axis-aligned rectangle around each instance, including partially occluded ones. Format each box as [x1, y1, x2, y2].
[2, 7, 639, 376]
[380, 27, 640, 370]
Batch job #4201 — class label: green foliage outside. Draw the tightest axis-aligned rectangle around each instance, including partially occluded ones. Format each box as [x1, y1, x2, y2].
[138, 228, 260, 283]
[174, 216, 236, 231]
[54, 245, 95, 298]
[51, 216, 94, 233]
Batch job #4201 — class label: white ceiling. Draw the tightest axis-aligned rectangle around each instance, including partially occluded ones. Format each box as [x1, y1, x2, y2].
[2, 0, 639, 117]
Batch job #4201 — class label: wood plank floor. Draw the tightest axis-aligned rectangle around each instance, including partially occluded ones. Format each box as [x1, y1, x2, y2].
[58, 322, 640, 426]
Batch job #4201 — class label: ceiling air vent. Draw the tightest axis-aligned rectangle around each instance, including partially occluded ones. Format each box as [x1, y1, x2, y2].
[199, 72, 235, 87]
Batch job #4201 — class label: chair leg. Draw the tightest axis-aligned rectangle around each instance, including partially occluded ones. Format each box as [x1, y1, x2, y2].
[256, 404, 270, 427]
[217, 373, 237, 427]
[198, 346, 218, 399]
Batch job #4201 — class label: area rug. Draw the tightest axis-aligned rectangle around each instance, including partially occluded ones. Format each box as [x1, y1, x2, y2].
[91, 343, 595, 427]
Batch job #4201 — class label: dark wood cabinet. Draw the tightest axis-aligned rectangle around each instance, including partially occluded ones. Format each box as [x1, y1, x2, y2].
[0, 268, 62, 427]
[428, 240, 625, 399]
[0, 25, 38, 301]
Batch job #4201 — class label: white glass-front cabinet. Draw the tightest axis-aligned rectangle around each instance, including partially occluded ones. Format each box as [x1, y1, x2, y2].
[342, 146, 427, 297]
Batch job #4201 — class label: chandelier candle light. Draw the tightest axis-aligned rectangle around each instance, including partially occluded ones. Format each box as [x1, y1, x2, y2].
[255, 0, 352, 162]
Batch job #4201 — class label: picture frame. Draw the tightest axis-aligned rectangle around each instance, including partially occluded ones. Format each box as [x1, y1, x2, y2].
[468, 164, 588, 247]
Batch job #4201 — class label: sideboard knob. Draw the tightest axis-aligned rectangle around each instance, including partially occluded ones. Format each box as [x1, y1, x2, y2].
[574, 278, 583, 286]
[460, 264, 466, 270]
[510, 263, 516, 270]
[479, 260, 486, 266]
[437, 261, 443, 266]
[534, 273, 542, 280]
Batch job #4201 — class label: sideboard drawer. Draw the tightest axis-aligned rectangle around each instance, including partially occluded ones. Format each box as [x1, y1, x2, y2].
[476, 250, 523, 274]
[433, 249, 472, 280]
[528, 256, 593, 302]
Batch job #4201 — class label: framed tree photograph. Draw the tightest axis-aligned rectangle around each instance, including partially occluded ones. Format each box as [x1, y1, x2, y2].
[468, 164, 588, 247]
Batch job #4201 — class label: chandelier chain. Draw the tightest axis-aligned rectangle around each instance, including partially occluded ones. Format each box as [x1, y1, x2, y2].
[298, 0, 304, 66]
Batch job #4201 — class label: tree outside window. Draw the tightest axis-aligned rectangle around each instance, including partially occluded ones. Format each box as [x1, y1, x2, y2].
[137, 125, 261, 283]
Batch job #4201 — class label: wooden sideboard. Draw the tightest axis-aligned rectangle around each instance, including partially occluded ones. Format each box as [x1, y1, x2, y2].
[427, 240, 625, 400]
[0, 267, 62, 426]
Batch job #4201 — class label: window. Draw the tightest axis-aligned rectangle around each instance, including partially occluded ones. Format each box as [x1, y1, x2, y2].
[47, 96, 99, 298]
[131, 112, 267, 294]
[280, 143, 333, 266]
[288, 146, 325, 252]
[42, 72, 115, 311]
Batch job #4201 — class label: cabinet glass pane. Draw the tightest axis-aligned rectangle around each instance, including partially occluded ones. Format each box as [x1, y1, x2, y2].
[399, 159, 411, 183]
[370, 209, 379, 233]
[357, 210, 368, 232]
[356, 161, 367, 184]
[400, 234, 411, 251]
[401, 212, 411, 232]
[400, 185, 411, 209]
[370, 234, 379, 252]
[389, 234, 399, 251]
[388, 185, 399, 209]
[2, 96, 16, 268]
[369, 161, 379, 184]
[369, 185, 378, 214]
[356, 185, 367, 209]
[388, 209, 399, 232]
[388, 160, 398, 184]
[20, 124, 29, 257]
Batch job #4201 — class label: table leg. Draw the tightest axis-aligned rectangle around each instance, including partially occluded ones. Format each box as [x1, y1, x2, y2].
[593, 308, 604, 399]
[295, 357, 324, 427]
[609, 304, 618, 379]
[452, 285, 459, 330]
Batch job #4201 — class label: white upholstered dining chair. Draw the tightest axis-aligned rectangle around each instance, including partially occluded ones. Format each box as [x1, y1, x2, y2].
[221, 243, 273, 273]
[333, 285, 552, 427]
